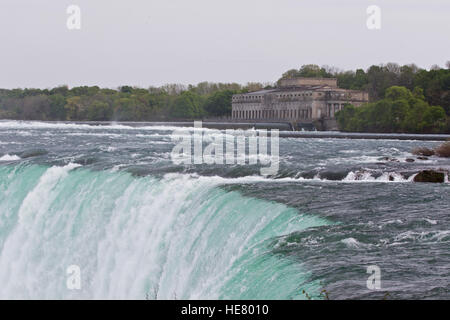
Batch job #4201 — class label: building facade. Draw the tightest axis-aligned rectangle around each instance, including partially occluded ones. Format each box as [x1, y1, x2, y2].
[231, 78, 368, 122]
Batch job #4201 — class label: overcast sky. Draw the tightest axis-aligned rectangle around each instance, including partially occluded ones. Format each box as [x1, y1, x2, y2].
[0, 0, 449, 89]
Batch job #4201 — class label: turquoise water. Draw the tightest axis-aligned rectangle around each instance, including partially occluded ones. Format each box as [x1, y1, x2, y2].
[0, 164, 329, 299]
[0, 121, 449, 299]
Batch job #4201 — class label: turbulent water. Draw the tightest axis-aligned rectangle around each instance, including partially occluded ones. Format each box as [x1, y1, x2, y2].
[0, 120, 449, 300]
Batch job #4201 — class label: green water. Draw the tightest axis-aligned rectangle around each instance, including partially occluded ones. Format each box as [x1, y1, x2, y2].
[0, 164, 330, 299]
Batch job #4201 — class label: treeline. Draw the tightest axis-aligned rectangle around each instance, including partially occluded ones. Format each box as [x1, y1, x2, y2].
[336, 86, 449, 133]
[279, 63, 450, 115]
[1, 63, 449, 132]
[0, 82, 270, 121]
[280, 63, 450, 133]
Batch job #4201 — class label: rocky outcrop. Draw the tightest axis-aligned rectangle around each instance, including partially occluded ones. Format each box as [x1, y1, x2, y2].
[412, 147, 435, 157]
[379, 157, 400, 162]
[411, 142, 450, 159]
[413, 170, 446, 183]
[435, 142, 450, 158]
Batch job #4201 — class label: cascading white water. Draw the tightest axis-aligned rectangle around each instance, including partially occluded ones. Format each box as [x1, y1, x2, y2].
[0, 164, 329, 299]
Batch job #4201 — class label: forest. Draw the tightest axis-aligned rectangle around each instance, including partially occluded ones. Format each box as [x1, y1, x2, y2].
[336, 86, 448, 133]
[0, 82, 250, 121]
[0, 62, 449, 133]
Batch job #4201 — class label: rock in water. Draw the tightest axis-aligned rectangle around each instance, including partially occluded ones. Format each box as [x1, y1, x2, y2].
[412, 147, 435, 157]
[413, 170, 446, 183]
[378, 156, 400, 162]
[435, 142, 450, 158]
[406, 158, 415, 162]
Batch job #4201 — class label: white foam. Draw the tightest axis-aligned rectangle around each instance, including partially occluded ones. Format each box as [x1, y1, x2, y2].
[341, 237, 364, 248]
[100, 146, 117, 152]
[0, 120, 267, 135]
[0, 165, 330, 299]
[157, 170, 421, 187]
[343, 171, 410, 183]
[393, 230, 450, 243]
[423, 218, 437, 225]
[0, 120, 138, 131]
[0, 154, 21, 161]
[17, 163, 81, 224]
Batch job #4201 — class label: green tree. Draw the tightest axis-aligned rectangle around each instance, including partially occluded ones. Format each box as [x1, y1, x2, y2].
[203, 90, 236, 117]
[86, 101, 112, 121]
[49, 94, 67, 120]
[64, 96, 82, 120]
[337, 86, 449, 133]
[114, 97, 137, 121]
[170, 91, 203, 119]
[422, 106, 447, 133]
[385, 86, 412, 101]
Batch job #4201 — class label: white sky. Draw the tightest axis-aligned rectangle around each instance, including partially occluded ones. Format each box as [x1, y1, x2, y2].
[0, 0, 449, 89]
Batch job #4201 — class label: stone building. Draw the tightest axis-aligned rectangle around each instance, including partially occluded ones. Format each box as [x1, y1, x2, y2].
[231, 78, 368, 122]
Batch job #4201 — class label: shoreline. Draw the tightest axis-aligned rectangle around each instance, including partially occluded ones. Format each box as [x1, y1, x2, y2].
[1, 119, 450, 141]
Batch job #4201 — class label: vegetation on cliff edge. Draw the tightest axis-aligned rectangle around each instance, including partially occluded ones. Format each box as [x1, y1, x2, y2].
[1, 63, 449, 134]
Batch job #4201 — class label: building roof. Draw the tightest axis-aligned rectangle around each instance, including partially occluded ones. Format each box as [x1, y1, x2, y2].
[279, 77, 338, 88]
[237, 85, 335, 96]
[244, 89, 279, 95]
